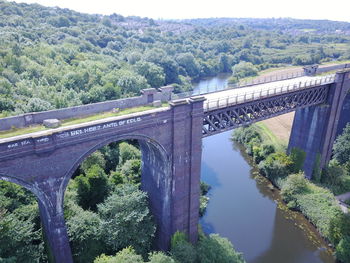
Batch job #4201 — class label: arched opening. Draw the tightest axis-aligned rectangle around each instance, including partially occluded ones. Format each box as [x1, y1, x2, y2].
[62, 136, 171, 262]
[0, 175, 47, 262]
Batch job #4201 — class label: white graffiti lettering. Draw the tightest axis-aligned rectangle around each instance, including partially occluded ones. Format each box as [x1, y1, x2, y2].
[66, 117, 142, 138]
[21, 140, 31, 146]
[36, 138, 49, 143]
[7, 143, 18, 149]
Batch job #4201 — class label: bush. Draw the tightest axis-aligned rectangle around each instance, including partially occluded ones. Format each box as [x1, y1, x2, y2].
[281, 173, 308, 202]
[333, 123, 350, 165]
[281, 174, 344, 242]
[148, 252, 175, 263]
[197, 234, 245, 263]
[289, 148, 306, 174]
[258, 153, 291, 183]
[170, 232, 197, 263]
[336, 236, 350, 263]
[94, 247, 143, 263]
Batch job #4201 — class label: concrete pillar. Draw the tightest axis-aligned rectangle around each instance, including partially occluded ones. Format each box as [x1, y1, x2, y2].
[36, 179, 73, 263]
[288, 69, 350, 178]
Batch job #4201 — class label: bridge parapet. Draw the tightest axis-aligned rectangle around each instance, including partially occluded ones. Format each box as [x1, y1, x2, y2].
[204, 74, 335, 112]
[0, 87, 171, 132]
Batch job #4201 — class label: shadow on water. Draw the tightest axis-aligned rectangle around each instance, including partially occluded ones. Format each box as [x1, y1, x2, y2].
[200, 130, 335, 263]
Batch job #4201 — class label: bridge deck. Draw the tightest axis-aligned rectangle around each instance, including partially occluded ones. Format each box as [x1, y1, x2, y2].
[202, 75, 335, 111]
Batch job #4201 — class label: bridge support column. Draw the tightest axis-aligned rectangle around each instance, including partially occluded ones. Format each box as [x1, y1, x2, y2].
[37, 179, 73, 263]
[169, 97, 204, 246]
[336, 92, 350, 136]
[288, 70, 350, 178]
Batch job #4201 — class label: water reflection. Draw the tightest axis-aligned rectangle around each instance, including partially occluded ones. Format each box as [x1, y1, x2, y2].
[200, 130, 335, 263]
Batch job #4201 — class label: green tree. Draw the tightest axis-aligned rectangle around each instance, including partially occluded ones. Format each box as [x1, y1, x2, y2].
[66, 207, 104, 262]
[170, 232, 197, 263]
[231, 61, 258, 80]
[148, 252, 175, 263]
[333, 124, 350, 165]
[118, 142, 141, 165]
[197, 234, 245, 263]
[0, 212, 44, 262]
[98, 184, 156, 256]
[81, 151, 106, 173]
[135, 61, 165, 88]
[94, 247, 144, 263]
[281, 173, 308, 203]
[75, 165, 109, 211]
[120, 159, 141, 184]
[335, 236, 350, 263]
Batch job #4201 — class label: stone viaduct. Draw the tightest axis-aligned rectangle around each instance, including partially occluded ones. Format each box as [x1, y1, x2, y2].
[0, 67, 349, 262]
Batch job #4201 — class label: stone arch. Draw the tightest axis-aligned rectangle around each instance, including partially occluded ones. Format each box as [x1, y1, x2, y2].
[0, 173, 45, 203]
[60, 133, 172, 249]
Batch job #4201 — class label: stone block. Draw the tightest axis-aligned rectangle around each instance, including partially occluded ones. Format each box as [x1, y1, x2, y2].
[153, 100, 162, 107]
[43, 119, 61, 128]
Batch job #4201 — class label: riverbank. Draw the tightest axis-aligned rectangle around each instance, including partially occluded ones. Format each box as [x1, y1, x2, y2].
[231, 124, 350, 262]
[201, 130, 336, 263]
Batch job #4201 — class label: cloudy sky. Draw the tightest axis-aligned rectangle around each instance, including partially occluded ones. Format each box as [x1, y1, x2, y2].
[12, 0, 350, 22]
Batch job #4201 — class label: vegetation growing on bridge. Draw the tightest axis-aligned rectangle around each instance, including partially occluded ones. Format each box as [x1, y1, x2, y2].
[1, 1, 350, 118]
[232, 124, 350, 262]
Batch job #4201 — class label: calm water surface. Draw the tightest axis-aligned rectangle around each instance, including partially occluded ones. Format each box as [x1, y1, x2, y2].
[194, 76, 335, 263]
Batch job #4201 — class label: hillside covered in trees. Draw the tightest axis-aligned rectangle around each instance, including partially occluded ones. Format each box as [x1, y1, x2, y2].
[1, 0, 350, 118]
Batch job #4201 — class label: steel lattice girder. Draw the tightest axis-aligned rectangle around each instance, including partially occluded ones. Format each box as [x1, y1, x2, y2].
[202, 84, 329, 137]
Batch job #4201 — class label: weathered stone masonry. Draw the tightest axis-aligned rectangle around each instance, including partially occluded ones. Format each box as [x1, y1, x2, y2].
[0, 98, 204, 262]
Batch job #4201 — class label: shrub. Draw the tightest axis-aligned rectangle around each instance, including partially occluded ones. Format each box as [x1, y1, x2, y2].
[289, 148, 306, 174]
[281, 173, 308, 202]
[148, 252, 175, 263]
[335, 236, 350, 263]
[258, 153, 291, 183]
[170, 232, 197, 263]
[197, 234, 245, 263]
[94, 247, 143, 263]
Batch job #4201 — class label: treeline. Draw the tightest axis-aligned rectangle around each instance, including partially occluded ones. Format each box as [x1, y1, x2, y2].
[232, 124, 350, 262]
[1, 0, 350, 117]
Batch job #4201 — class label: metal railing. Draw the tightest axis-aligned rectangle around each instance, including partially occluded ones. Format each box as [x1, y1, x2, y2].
[204, 74, 335, 111]
[171, 70, 305, 100]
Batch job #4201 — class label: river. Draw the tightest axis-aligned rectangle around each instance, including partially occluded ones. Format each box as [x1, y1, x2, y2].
[194, 75, 335, 263]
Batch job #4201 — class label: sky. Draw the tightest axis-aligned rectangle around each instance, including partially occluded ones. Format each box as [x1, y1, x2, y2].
[12, 0, 350, 22]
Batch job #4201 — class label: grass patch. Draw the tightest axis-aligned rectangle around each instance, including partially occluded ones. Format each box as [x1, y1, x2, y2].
[0, 104, 168, 139]
[254, 122, 287, 151]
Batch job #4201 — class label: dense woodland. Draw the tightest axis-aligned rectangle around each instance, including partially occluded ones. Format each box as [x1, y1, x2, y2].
[1, 0, 350, 117]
